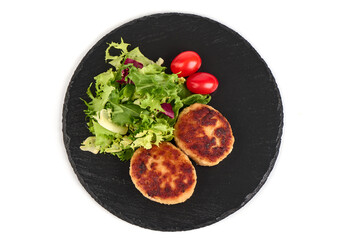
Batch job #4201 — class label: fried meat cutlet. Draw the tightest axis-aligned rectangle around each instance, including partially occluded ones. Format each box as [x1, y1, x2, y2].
[129, 142, 197, 204]
[174, 103, 234, 166]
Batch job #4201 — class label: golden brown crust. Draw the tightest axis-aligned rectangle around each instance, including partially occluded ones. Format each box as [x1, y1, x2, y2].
[174, 103, 234, 166]
[129, 142, 197, 204]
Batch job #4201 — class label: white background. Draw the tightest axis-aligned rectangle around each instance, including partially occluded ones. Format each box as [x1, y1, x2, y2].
[1, 1, 359, 239]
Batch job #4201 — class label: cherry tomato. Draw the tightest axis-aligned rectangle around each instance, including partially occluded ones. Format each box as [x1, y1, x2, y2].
[186, 72, 219, 94]
[170, 51, 201, 77]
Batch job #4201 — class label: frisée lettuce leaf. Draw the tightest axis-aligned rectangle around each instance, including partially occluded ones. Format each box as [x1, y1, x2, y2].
[81, 39, 211, 161]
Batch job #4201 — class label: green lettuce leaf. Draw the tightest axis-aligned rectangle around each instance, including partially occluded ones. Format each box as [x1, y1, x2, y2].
[92, 121, 114, 151]
[84, 84, 115, 116]
[109, 84, 135, 103]
[126, 47, 154, 66]
[80, 136, 100, 154]
[111, 103, 143, 126]
[94, 69, 115, 91]
[140, 63, 166, 74]
[182, 94, 211, 106]
[105, 39, 129, 69]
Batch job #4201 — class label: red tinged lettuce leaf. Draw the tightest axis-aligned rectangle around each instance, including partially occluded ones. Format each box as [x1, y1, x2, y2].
[161, 103, 174, 119]
[117, 58, 143, 84]
[124, 58, 144, 68]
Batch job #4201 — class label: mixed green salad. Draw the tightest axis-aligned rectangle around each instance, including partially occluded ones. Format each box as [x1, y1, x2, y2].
[80, 39, 211, 161]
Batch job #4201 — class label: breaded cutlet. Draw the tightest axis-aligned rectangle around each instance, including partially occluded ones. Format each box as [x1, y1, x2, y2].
[174, 103, 234, 166]
[129, 142, 197, 204]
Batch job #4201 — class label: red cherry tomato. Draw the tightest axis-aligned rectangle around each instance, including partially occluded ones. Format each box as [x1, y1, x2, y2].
[186, 72, 219, 94]
[170, 51, 201, 77]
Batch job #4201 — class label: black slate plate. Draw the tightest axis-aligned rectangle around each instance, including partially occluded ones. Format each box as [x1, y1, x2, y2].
[63, 13, 283, 231]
